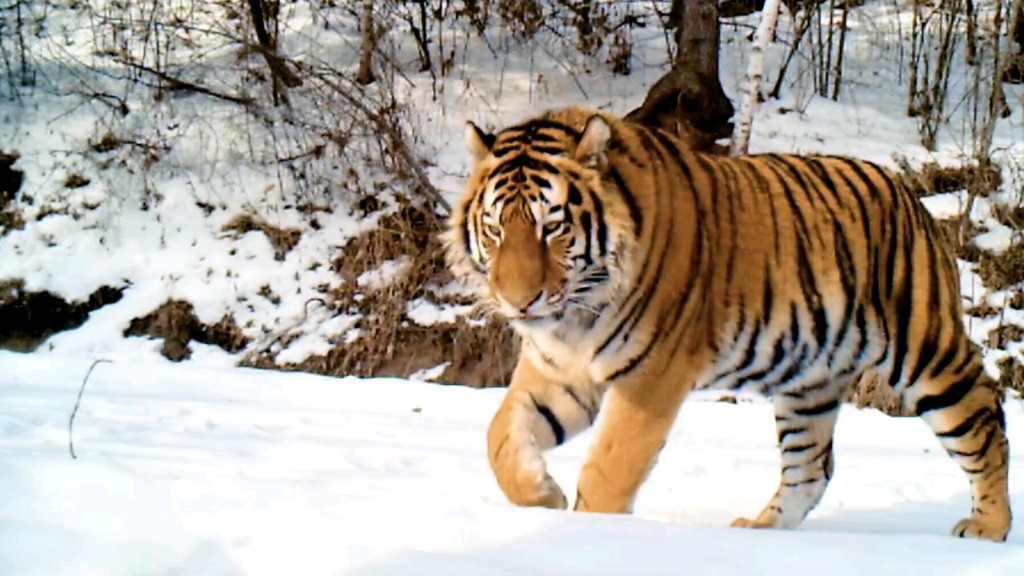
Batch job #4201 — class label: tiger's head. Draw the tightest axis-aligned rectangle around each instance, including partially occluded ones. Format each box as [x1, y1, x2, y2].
[445, 107, 641, 329]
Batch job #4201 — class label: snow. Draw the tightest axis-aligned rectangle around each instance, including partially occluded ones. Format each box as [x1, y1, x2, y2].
[2, 350, 1024, 575]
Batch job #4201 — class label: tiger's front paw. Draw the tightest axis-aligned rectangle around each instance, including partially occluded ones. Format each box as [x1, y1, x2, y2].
[730, 516, 775, 529]
[512, 472, 568, 510]
[533, 473, 568, 509]
[499, 468, 568, 510]
[952, 516, 1010, 543]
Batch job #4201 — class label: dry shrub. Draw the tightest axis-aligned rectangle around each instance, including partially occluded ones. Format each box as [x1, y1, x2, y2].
[933, 217, 985, 262]
[845, 347, 1023, 417]
[977, 243, 1024, 291]
[966, 301, 1000, 318]
[0, 280, 123, 351]
[844, 372, 913, 416]
[0, 151, 25, 236]
[124, 299, 249, 361]
[221, 213, 302, 261]
[242, 198, 518, 388]
[0, 207, 24, 235]
[1009, 290, 1024, 309]
[996, 356, 1024, 399]
[989, 323, 1024, 349]
[991, 204, 1024, 230]
[901, 161, 1001, 197]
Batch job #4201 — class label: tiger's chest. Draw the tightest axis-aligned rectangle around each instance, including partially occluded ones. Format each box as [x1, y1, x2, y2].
[521, 330, 595, 385]
[514, 313, 606, 385]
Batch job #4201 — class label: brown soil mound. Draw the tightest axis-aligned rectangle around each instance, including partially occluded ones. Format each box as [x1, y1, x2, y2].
[0, 280, 123, 351]
[125, 299, 249, 361]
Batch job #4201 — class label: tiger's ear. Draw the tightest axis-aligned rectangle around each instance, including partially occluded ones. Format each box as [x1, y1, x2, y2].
[465, 121, 496, 163]
[574, 115, 612, 169]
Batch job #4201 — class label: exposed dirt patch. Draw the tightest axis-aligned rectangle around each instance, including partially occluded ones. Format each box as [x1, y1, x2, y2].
[63, 173, 90, 189]
[124, 299, 249, 361]
[0, 151, 23, 202]
[0, 151, 25, 236]
[242, 198, 519, 388]
[222, 213, 302, 261]
[0, 280, 123, 351]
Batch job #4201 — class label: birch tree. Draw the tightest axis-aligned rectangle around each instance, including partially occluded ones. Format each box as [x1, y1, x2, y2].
[731, 0, 784, 156]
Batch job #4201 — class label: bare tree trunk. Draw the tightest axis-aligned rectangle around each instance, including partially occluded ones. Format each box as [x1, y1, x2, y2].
[355, 0, 375, 85]
[732, 0, 784, 156]
[965, 0, 977, 65]
[247, 0, 301, 105]
[906, 0, 921, 116]
[625, 0, 734, 151]
[979, 0, 1022, 157]
[830, 0, 848, 100]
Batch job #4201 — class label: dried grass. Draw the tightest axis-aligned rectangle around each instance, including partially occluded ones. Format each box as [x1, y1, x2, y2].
[0, 150, 25, 237]
[901, 160, 1001, 198]
[844, 372, 913, 416]
[241, 197, 518, 388]
[221, 213, 302, 261]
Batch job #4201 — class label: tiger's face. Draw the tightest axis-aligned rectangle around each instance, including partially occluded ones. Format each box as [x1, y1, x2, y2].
[447, 113, 625, 328]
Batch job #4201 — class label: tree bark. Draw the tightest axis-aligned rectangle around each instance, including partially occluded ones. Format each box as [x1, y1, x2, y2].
[246, 0, 302, 106]
[355, 0, 376, 85]
[731, 0, 783, 156]
[625, 0, 735, 151]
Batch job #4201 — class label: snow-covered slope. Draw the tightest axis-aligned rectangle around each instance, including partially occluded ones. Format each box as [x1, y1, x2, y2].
[2, 2, 1022, 370]
[2, 351, 1023, 575]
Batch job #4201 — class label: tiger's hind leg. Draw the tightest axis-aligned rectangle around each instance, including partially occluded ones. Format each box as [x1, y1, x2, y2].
[732, 386, 841, 530]
[905, 347, 1012, 542]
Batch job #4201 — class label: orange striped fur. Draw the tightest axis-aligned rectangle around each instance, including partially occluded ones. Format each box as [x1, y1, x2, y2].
[444, 106, 1012, 541]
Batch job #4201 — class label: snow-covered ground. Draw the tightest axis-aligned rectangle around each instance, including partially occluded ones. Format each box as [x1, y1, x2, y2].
[2, 350, 1024, 575]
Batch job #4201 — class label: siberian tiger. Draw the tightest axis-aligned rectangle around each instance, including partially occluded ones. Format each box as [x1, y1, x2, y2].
[443, 105, 1012, 542]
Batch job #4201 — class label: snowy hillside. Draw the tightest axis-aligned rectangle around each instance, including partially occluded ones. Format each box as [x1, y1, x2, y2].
[1, 1, 1023, 377]
[2, 351, 1024, 575]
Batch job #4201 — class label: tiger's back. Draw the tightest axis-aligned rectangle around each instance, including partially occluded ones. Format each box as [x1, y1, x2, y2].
[444, 105, 1011, 541]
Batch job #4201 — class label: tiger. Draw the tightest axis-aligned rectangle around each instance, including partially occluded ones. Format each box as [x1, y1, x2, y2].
[443, 105, 1012, 542]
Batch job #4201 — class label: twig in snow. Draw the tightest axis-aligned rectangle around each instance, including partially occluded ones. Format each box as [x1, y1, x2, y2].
[69, 359, 112, 460]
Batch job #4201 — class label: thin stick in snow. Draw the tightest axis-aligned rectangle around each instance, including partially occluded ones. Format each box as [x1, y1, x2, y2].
[68, 359, 112, 460]
[731, 0, 784, 156]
